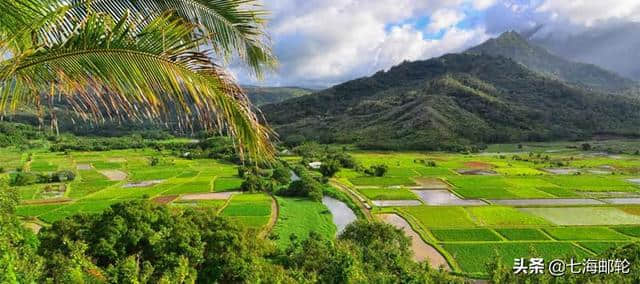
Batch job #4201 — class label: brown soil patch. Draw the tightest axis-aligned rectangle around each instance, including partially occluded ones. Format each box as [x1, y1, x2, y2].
[413, 178, 449, 189]
[621, 207, 640, 216]
[152, 195, 178, 204]
[259, 196, 279, 238]
[378, 214, 451, 270]
[99, 170, 127, 181]
[21, 198, 72, 205]
[180, 192, 238, 200]
[464, 161, 494, 169]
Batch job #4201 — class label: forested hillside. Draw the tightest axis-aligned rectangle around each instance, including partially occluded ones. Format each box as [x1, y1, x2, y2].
[263, 53, 640, 150]
[466, 31, 638, 94]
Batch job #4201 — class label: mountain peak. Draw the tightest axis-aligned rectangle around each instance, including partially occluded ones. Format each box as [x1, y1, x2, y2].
[465, 31, 637, 93]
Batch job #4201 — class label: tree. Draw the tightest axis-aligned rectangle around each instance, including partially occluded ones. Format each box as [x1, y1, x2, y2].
[240, 173, 263, 193]
[319, 159, 340, 177]
[272, 166, 291, 185]
[278, 175, 323, 201]
[38, 200, 267, 282]
[0, 0, 275, 161]
[0, 180, 44, 282]
[367, 164, 388, 177]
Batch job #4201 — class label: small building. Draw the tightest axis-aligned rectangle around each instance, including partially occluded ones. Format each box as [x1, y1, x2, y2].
[308, 161, 322, 169]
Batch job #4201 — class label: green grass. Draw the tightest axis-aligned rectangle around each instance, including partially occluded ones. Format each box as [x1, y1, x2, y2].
[535, 186, 580, 198]
[495, 228, 550, 241]
[443, 242, 591, 274]
[612, 226, 640, 237]
[579, 242, 630, 254]
[495, 167, 546, 176]
[401, 206, 477, 228]
[520, 207, 640, 226]
[272, 197, 336, 248]
[357, 188, 418, 200]
[220, 194, 272, 230]
[413, 167, 452, 176]
[544, 227, 630, 241]
[447, 176, 519, 199]
[15, 184, 42, 200]
[349, 176, 416, 187]
[430, 228, 501, 242]
[467, 206, 551, 227]
[214, 177, 243, 192]
[545, 176, 639, 192]
[162, 180, 212, 195]
[172, 199, 226, 210]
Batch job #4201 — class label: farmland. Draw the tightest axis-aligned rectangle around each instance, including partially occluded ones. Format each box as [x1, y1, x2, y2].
[329, 142, 640, 277]
[6, 139, 640, 278]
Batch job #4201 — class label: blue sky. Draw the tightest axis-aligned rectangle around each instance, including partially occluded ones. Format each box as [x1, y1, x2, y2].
[233, 0, 640, 88]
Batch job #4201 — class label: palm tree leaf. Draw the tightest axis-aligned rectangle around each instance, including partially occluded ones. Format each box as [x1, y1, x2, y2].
[65, 0, 276, 75]
[0, 10, 275, 161]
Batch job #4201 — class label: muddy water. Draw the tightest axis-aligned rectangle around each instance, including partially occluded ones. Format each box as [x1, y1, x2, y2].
[378, 214, 451, 270]
[322, 196, 357, 234]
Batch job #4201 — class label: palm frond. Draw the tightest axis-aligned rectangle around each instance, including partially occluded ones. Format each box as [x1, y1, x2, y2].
[0, 12, 275, 161]
[65, 0, 276, 76]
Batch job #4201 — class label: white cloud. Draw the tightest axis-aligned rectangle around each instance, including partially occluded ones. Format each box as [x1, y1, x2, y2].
[247, 0, 490, 86]
[471, 0, 497, 10]
[536, 0, 640, 26]
[427, 9, 465, 32]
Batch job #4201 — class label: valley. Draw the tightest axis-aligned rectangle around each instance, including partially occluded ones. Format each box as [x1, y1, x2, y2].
[8, 139, 640, 278]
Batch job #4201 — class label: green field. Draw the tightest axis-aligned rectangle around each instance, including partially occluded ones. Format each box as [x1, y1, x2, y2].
[357, 187, 418, 200]
[7, 143, 640, 278]
[442, 242, 591, 274]
[271, 197, 336, 248]
[343, 147, 640, 277]
[221, 193, 272, 230]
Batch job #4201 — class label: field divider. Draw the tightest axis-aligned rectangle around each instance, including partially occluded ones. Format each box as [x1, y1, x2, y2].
[329, 179, 373, 220]
[258, 195, 279, 239]
[571, 241, 598, 256]
[489, 228, 508, 241]
[395, 208, 462, 272]
[538, 228, 558, 241]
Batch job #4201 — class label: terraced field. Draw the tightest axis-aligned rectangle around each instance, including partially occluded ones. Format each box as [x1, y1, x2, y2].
[336, 145, 640, 277]
[9, 148, 246, 223]
[6, 140, 640, 278]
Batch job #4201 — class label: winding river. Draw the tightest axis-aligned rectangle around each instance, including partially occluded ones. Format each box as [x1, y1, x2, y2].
[322, 196, 357, 234]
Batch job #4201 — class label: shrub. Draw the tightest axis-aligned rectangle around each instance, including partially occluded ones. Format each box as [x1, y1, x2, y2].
[277, 174, 323, 202]
[319, 159, 340, 177]
[53, 170, 75, 182]
[366, 164, 388, 177]
[240, 174, 263, 193]
[10, 172, 38, 186]
[272, 166, 291, 185]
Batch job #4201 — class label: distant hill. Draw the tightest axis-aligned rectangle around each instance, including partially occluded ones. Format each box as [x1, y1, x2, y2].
[243, 86, 314, 106]
[466, 31, 638, 94]
[262, 53, 640, 150]
[531, 22, 640, 82]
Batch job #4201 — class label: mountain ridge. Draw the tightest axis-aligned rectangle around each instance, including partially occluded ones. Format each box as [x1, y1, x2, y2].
[262, 52, 640, 150]
[465, 31, 638, 94]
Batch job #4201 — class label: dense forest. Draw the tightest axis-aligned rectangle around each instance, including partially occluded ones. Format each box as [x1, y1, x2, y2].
[263, 52, 640, 151]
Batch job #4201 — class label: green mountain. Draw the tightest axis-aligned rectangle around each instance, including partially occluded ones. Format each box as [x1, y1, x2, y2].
[466, 31, 638, 94]
[243, 86, 314, 106]
[262, 53, 640, 150]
